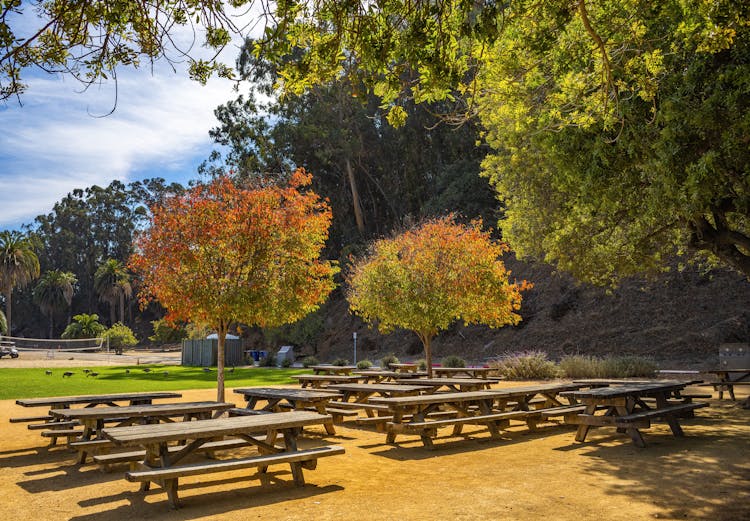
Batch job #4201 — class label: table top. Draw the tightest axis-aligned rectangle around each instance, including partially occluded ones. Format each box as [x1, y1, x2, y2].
[433, 367, 492, 374]
[310, 365, 357, 371]
[326, 383, 432, 394]
[291, 374, 362, 382]
[489, 382, 584, 397]
[573, 378, 702, 386]
[561, 382, 686, 399]
[369, 390, 499, 407]
[234, 387, 341, 401]
[103, 410, 332, 445]
[396, 377, 491, 387]
[16, 391, 183, 407]
[49, 401, 234, 420]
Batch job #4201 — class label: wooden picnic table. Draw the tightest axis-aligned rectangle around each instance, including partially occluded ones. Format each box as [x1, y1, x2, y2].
[291, 373, 362, 388]
[432, 366, 495, 379]
[560, 382, 708, 447]
[395, 377, 493, 392]
[368, 390, 531, 449]
[353, 370, 423, 383]
[101, 411, 344, 509]
[702, 369, 750, 400]
[490, 383, 584, 409]
[12, 391, 183, 446]
[388, 363, 422, 373]
[50, 401, 235, 463]
[309, 364, 358, 375]
[325, 383, 432, 420]
[233, 387, 339, 434]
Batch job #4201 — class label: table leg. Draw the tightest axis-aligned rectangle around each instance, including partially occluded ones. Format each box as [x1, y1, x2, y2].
[386, 409, 402, 444]
[314, 403, 337, 435]
[574, 403, 598, 442]
[282, 431, 305, 486]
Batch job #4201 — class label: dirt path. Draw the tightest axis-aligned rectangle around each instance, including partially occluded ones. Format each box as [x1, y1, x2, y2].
[1, 385, 748, 520]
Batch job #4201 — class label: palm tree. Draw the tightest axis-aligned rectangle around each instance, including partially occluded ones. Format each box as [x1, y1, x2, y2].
[61, 313, 106, 339]
[0, 309, 6, 335]
[0, 231, 40, 334]
[33, 270, 77, 338]
[94, 259, 132, 325]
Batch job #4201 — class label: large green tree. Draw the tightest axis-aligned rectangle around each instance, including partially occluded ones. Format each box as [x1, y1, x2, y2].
[94, 259, 132, 326]
[0, 231, 40, 334]
[33, 269, 77, 338]
[245, 0, 750, 282]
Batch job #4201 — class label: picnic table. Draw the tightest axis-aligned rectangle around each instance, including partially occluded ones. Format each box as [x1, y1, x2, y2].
[291, 373, 362, 388]
[101, 411, 344, 509]
[560, 382, 708, 447]
[396, 377, 493, 392]
[325, 383, 432, 421]
[432, 366, 495, 379]
[388, 363, 423, 373]
[353, 370, 423, 383]
[12, 391, 183, 446]
[309, 365, 358, 375]
[368, 390, 532, 449]
[49, 401, 235, 463]
[232, 387, 338, 434]
[701, 369, 750, 400]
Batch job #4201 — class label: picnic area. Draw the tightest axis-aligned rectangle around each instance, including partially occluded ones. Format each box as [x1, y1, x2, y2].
[1, 354, 748, 521]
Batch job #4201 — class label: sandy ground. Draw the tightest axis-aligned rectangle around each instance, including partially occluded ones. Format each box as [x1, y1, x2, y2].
[1, 349, 183, 368]
[0, 375, 748, 520]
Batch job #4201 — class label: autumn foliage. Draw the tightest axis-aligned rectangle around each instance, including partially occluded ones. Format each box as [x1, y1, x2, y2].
[130, 169, 337, 400]
[347, 216, 530, 376]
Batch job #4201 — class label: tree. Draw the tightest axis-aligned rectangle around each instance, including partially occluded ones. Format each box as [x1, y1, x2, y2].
[61, 313, 106, 339]
[0, 230, 40, 334]
[0, 309, 6, 335]
[1, 0, 239, 101]
[131, 169, 338, 401]
[94, 259, 132, 325]
[347, 216, 529, 377]
[33, 270, 77, 338]
[251, 0, 750, 282]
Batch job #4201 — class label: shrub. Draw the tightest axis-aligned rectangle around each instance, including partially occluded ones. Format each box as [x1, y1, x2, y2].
[356, 359, 373, 370]
[185, 323, 210, 340]
[560, 354, 658, 378]
[149, 319, 187, 344]
[415, 358, 427, 371]
[490, 350, 560, 380]
[62, 313, 106, 339]
[332, 358, 350, 366]
[103, 322, 138, 349]
[441, 355, 466, 368]
[380, 353, 400, 369]
[301, 356, 320, 368]
[280, 358, 292, 368]
[259, 352, 277, 367]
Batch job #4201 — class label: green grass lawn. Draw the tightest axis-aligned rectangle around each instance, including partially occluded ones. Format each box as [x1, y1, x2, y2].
[0, 366, 308, 400]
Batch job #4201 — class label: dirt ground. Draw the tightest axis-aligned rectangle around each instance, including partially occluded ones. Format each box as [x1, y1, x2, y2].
[1, 374, 748, 520]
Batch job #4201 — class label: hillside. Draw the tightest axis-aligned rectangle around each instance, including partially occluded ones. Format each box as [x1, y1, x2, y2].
[298, 255, 750, 369]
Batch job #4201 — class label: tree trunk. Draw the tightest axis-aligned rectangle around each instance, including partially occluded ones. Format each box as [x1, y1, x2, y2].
[118, 291, 125, 324]
[345, 158, 365, 235]
[216, 320, 227, 403]
[421, 334, 434, 378]
[4, 282, 11, 336]
[109, 299, 116, 326]
[49, 315, 54, 339]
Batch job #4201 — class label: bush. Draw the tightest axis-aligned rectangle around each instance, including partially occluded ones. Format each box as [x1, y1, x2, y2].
[280, 358, 292, 368]
[441, 355, 466, 368]
[185, 323, 210, 340]
[62, 313, 106, 339]
[259, 352, 277, 367]
[380, 353, 400, 369]
[490, 350, 560, 380]
[356, 359, 373, 370]
[415, 358, 427, 371]
[149, 319, 187, 344]
[301, 356, 320, 368]
[103, 323, 138, 350]
[331, 358, 350, 366]
[560, 355, 658, 378]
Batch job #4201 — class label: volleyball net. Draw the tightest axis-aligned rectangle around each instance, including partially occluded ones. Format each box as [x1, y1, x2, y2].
[0, 335, 106, 353]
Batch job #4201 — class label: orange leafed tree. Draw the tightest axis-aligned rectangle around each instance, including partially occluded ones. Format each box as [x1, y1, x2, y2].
[347, 216, 531, 377]
[130, 169, 337, 401]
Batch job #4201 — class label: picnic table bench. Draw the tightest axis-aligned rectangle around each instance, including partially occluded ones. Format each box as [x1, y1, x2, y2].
[560, 382, 709, 447]
[369, 390, 533, 449]
[50, 401, 235, 463]
[326, 383, 432, 421]
[102, 411, 344, 509]
[291, 374, 362, 388]
[12, 391, 183, 446]
[432, 367, 495, 379]
[353, 370, 423, 383]
[700, 369, 750, 400]
[395, 377, 493, 393]
[232, 387, 338, 434]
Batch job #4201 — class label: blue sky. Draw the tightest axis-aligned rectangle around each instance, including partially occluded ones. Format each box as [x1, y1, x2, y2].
[0, 9, 260, 231]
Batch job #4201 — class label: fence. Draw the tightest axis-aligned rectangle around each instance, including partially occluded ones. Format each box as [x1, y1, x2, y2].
[181, 339, 246, 367]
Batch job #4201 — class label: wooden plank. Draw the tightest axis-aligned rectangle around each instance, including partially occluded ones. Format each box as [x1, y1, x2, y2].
[616, 402, 708, 423]
[16, 391, 182, 408]
[50, 401, 234, 420]
[398, 410, 530, 429]
[93, 438, 256, 465]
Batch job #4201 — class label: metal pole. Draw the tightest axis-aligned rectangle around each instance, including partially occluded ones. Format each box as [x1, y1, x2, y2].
[353, 332, 357, 364]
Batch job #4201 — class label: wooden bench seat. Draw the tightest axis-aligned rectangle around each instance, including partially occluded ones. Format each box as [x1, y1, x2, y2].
[93, 438, 255, 469]
[40, 428, 81, 444]
[393, 410, 531, 431]
[28, 420, 79, 430]
[538, 405, 588, 418]
[228, 407, 272, 416]
[9, 415, 53, 423]
[615, 402, 708, 425]
[126, 445, 345, 509]
[326, 401, 390, 412]
[324, 407, 360, 423]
